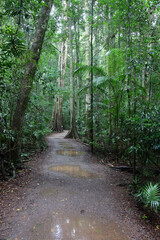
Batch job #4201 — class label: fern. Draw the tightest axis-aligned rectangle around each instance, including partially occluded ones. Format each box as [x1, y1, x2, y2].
[136, 183, 160, 212]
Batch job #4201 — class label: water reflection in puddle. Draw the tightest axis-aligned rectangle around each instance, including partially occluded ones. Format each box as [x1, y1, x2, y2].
[48, 165, 99, 178]
[58, 143, 70, 146]
[58, 142, 75, 150]
[63, 146, 74, 149]
[56, 150, 82, 156]
[39, 187, 59, 197]
[29, 213, 128, 240]
[58, 142, 71, 145]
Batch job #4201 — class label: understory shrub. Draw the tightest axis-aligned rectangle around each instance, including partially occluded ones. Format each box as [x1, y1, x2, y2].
[135, 182, 160, 213]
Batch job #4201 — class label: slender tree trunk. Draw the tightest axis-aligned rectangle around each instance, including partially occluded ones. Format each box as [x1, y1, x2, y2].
[118, 24, 121, 49]
[148, 74, 152, 103]
[52, 40, 68, 132]
[105, 6, 112, 142]
[127, 0, 131, 119]
[90, 0, 94, 152]
[74, 18, 80, 119]
[84, 0, 91, 139]
[52, 0, 67, 132]
[133, 65, 137, 178]
[65, 0, 77, 138]
[11, 0, 53, 162]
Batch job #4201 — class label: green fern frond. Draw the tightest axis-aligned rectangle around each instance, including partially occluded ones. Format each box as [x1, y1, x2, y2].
[136, 183, 160, 212]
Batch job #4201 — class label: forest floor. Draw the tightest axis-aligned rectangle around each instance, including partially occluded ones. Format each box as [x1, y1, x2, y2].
[0, 131, 159, 240]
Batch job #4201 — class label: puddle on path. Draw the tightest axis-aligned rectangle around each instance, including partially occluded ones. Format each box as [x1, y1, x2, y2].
[58, 143, 70, 146]
[57, 142, 74, 150]
[56, 150, 82, 156]
[48, 165, 99, 178]
[58, 145, 74, 149]
[29, 213, 128, 240]
[39, 187, 59, 197]
[63, 146, 74, 150]
[58, 142, 70, 145]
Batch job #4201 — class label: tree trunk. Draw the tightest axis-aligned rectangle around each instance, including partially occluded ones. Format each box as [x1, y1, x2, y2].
[127, 0, 131, 119]
[90, 0, 94, 152]
[52, 40, 68, 132]
[65, 0, 77, 138]
[52, 0, 67, 132]
[11, 0, 53, 162]
[84, 0, 91, 139]
[133, 65, 137, 178]
[74, 18, 81, 119]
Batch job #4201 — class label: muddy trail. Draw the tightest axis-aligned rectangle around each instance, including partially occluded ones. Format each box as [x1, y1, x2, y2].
[0, 132, 158, 240]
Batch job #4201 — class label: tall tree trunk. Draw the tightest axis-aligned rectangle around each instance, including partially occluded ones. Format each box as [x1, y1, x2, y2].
[65, 0, 77, 138]
[133, 65, 137, 178]
[11, 0, 53, 162]
[105, 6, 112, 144]
[127, 0, 131, 118]
[74, 18, 81, 119]
[90, 0, 94, 152]
[52, 39, 68, 132]
[52, 0, 67, 132]
[84, 0, 91, 139]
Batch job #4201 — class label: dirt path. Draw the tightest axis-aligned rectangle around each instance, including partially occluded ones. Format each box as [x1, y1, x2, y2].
[0, 132, 157, 239]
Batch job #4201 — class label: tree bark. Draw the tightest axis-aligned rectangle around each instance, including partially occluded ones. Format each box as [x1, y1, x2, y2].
[11, 0, 53, 162]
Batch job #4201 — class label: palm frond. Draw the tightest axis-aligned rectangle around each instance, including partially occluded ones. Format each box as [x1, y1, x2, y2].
[77, 84, 90, 95]
[93, 76, 113, 88]
[74, 65, 106, 77]
[136, 182, 160, 212]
